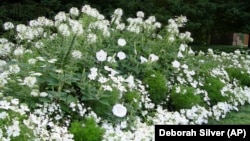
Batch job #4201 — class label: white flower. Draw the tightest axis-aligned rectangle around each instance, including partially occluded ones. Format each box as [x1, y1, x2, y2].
[71, 50, 82, 59]
[177, 51, 183, 58]
[9, 65, 20, 74]
[58, 23, 70, 36]
[117, 51, 126, 60]
[28, 58, 37, 65]
[35, 41, 44, 49]
[54, 12, 67, 22]
[172, 60, 180, 68]
[140, 56, 148, 64]
[87, 33, 97, 43]
[114, 8, 123, 16]
[107, 56, 116, 63]
[48, 59, 57, 63]
[136, 11, 145, 18]
[16, 24, 27, 33]
[179, 44, 186, 52]
[31, 89, 39, 97]
[0, 60, 7, 67]
[112, 104, 127, 118]
[125, 75, 135, 88]
[11, 99, 19, 105]
[23, 76, 37, 88]
[14, 46, 24, 56]
[3, 22, 15, 30]
[118, 38, 126, 47]
[0, 111, 8, 119]
[96, 49, 107, 62]
[6, 120, 20, 137]
[168, 36, 175, 42]
[70, 7, 79, 16]
[149, 54, 159, 62]
[88, 67, 98, 80]
[40, 92, 48, 97]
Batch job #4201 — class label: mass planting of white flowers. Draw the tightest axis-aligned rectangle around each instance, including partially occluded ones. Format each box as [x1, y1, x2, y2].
[1, 4, 250, 141]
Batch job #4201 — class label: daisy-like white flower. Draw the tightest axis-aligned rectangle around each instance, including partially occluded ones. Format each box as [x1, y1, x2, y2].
[117, 51, 126, 60]
[118, 38, 126, 47]
[96, 49, 107, 62]
[112, 104, 127, 118]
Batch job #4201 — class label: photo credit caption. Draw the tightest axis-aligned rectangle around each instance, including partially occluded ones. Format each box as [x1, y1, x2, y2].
[155, 125, 250, 140]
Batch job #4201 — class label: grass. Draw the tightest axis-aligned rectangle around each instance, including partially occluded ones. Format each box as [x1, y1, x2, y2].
[190, 44, 250, 125]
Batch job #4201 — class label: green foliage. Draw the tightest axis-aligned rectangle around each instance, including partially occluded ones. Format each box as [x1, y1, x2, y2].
[170, 86, 203, 111]
[203, 76, 229, 105]
[123, 91, 140, 110]
[225, 67, 250, 87]
[143, 70, 168, 104]
[85, 89, 120, 118]
[70, 118, 105, 141]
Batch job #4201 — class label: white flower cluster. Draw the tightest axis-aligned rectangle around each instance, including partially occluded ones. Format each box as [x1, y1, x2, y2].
[0, 38, 14, 57]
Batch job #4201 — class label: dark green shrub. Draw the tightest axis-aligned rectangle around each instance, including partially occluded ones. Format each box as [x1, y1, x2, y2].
[170, 86, 203, 110]
[70, 118, 105, 141]
[143, 70, 168, 104]
[225, 67, 250, 87]
[203, 76, 229, 105]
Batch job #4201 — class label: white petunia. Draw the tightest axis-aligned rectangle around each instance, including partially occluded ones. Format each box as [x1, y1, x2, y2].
[177, 51, 183, 58]
[179, 44, 186, 52]
[112, 104, 127, 118]
[117, 51, 126, 60]
[96, 49, 107, 62]
[149, 54, 159, 62]
[140, 56, 148, 64]
[118, 38, 126, 47]
[172, 60, 180, 68]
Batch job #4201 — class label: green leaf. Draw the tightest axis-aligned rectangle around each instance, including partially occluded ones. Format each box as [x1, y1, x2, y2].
[99, 99, 110, 106]
[66, 95, 78, 104]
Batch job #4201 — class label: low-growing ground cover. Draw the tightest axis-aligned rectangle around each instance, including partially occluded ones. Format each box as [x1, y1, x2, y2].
[1, 4, 250, 140]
